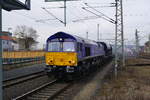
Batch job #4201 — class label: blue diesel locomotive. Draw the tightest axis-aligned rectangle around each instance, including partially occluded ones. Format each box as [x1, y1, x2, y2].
[45, 32, 112, 79]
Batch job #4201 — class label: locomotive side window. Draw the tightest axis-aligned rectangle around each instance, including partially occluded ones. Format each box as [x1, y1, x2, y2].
[63, 42, 75, 52]
[80, 43, 83, 51]
[48, 42, 61, 51]
[77, 43, 80, 52]
[85, 47, 91, 56]
[77, 43, 83, 52]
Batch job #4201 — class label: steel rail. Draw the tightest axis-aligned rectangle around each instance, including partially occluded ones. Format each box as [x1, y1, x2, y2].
[48, 83, 72, 100]
[12, 80, 73, 100]
[3, 71, 44, 82]
[12, 79, 58, 100]
[3, 71, 45, 88]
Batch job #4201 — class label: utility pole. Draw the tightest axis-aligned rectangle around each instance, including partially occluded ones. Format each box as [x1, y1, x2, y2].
[97, 24, 100, 41]
[149, 34, 150, 41]
[0, 5, 3, 100]
[135, 29, 140, 54]
[81, 0, 125, 76]
[64, 0, 66, 26]
[114, 0, 125, 76]
[148, 34, 150, 52]
[86, 31, 88, 39]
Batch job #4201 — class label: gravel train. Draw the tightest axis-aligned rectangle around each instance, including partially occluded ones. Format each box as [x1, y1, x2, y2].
[45, 32, 112, 79]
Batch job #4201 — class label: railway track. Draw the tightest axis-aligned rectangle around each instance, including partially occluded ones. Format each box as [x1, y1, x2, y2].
[3, 71, 46, 88]
[12, 80, 73, 100]
[140, 56, 150, 59]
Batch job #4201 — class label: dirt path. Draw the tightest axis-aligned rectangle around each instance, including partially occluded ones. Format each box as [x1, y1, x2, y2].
[73, 62, 113, 100]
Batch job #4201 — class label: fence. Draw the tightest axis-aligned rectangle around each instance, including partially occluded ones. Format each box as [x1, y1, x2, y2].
[2, 51, 46, 70]
[3, 51, 45, 58]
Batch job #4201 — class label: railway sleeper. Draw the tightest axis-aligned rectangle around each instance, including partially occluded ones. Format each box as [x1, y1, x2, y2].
[36, 92, 54, 96]
[37, 90, 56, 94]
[43, 88, 58, 91]
[54, 95, 66, 100]
[27, 97, 48, 100]
[31, 94, 52, 98]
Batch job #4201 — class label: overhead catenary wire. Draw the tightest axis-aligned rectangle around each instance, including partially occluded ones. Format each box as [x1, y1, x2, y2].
[82, 7, 115, 24]
[58, 1, 93, 35]
[72, 16, 100, 22]
[35, 18, 56, 22]
[42, 7, 65, 24]
[84, 3, 115, 23]
[58, 1, 86, 23]
[43, 7, 64, 9]
[83, 2, 116, 8]
[13, 11, 52, 25]
[83, 5, 115, 8]
[13, 11, 38, 21]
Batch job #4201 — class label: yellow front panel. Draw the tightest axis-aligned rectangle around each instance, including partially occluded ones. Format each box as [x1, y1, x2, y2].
[45, 52, 77, 66]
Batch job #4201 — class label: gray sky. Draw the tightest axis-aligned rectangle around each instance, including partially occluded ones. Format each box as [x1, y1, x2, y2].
[2, 0, 150, 48]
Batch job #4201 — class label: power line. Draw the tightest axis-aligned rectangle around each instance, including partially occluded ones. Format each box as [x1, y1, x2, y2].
[58, 1, 92, 33]
[135, 29, 140, 54]
[72, 16, 100, 22]
[35, 18, 56, 22]
[42, 7, 65, 24]
[58, 1, 80, 23]
[13, 11, 37, 20]
[82, 7, 115, 24]
[13, 11, 52, 25]
[43, 6, 64, 9]
[84, 3, 115, 23]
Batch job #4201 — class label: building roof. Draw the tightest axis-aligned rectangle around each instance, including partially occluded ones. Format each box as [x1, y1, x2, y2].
[0, 31, 13, 41]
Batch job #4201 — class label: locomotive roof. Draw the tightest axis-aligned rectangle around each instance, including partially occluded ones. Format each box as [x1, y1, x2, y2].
[47, 32, 98, 45]
[97, 41, 112, 49]
[47, 32, 76, 42]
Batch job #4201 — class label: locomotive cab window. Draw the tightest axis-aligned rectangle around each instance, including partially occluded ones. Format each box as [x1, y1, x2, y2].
[63, 42, 75, 52]
[47, 41, 75, 52]
[48, 42, 61, 51]
[80, 43, 83, 51]
[77, 43, 83, 52]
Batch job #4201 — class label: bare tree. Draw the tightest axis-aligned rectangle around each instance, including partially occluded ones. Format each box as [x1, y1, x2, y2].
[14, 25, 39, 50]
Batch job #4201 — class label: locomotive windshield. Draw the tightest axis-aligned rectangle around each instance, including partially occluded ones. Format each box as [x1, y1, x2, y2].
[63, 42, 75, 52]
[48, 42, 75, 52]
[48, 42, 61, 51]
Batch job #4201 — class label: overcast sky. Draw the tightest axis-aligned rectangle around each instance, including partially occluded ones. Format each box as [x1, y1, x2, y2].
[2, 0, 150, 48]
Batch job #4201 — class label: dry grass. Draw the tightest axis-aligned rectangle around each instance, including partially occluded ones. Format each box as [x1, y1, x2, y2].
[94, 65, 150, 100]
[125, 58, 150, 66]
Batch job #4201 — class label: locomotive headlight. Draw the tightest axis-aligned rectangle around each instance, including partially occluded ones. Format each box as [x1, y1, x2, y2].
[48, 59, 53, 64]
[69, 60, 75, 64]
[71, 60, 75, 64]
